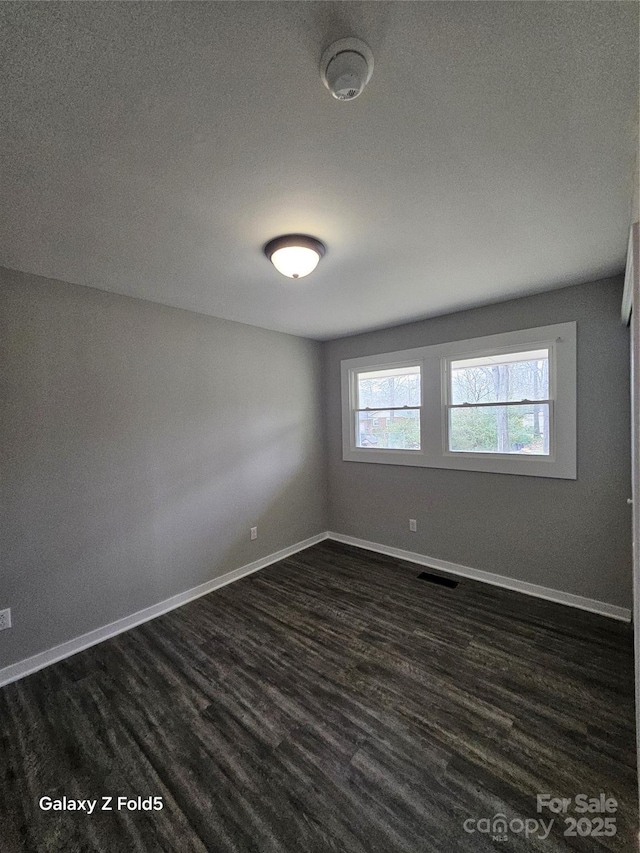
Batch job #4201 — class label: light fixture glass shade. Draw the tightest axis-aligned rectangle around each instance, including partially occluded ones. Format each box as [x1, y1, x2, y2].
[264, 235, 326, 279]
[271, 246, 320, 278]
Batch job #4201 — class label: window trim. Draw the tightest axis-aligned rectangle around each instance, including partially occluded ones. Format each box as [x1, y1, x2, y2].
[348, 359, 424, 457]
[341, 322, 576, 479]
[441, 339, 556, 460]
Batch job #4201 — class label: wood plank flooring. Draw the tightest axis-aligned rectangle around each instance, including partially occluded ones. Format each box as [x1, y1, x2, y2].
[1, 540, 636, 852]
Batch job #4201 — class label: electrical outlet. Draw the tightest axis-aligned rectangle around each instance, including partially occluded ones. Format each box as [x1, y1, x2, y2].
[409, 519, 417, 532]
[250, 527, 258, 541]
[0, 608, 12, 631]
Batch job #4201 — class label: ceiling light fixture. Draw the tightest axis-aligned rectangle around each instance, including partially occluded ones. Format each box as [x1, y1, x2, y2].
[264, 234, 326, 279]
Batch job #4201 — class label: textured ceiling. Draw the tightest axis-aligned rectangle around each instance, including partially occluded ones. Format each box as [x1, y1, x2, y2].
[1, 2, 638, 339]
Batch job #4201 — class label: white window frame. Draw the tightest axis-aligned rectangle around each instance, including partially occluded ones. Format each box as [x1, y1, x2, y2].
[341, 322, 576, 479]
[347, 359, 425, 461]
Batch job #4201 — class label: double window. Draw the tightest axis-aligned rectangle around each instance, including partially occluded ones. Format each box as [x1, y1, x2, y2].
[341, 322, 576, 479]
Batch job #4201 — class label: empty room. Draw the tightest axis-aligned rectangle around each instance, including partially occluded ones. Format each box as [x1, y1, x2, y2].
[1, 2, 639, 851]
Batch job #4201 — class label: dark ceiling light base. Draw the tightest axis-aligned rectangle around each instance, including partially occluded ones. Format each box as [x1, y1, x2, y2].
[264, 234, 326, 279]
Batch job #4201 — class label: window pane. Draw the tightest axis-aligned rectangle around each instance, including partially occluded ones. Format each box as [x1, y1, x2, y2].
[450, 349, 549, 404]
[357, 410, 420, 450]
[449, 404, 550, 455]
[357, 365, 421, 409]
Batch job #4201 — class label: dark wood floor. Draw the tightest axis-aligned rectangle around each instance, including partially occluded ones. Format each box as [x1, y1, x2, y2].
[1, 541, 636, 852]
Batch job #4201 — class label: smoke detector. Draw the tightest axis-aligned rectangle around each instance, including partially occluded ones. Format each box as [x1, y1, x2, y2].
[320, 38, 374, 101]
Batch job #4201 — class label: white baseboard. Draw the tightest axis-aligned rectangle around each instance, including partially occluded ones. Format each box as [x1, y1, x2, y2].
[1, 527, 630, 688]
[0, 532, 328, 688]
[327, 532, 632, 623]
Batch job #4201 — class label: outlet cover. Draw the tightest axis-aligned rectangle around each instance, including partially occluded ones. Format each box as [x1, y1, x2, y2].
[250, 527, 258, 540]
[409, 519, 417, 532]
[0, 608, 12, 630]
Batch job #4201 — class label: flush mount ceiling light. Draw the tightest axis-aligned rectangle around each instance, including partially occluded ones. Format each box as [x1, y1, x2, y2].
[264, 234, 326, 279]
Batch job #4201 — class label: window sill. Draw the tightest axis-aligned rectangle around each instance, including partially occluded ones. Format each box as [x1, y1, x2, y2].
[342, 447, 575, 478]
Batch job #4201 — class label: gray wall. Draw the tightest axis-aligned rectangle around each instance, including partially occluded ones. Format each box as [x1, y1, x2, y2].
[0, 267, 327, 668]
[0, 268, 631, 672]
[324, 277, 632, 609]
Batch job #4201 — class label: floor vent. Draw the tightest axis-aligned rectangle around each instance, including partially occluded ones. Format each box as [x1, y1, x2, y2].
[417, 571, 458, 589]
